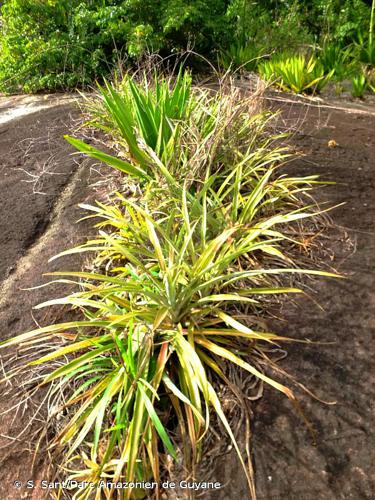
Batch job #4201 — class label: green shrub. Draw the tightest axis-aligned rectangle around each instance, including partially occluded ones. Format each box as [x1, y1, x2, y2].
[0, 0, 373, 92]
[355, 32, 375, 67]
[226, 1, 314, 52]
[80, 70, 195, 171]
[305, 0, 371, 45]
[351, 66, 375, 96]
[1, 0, 373, 93]
[0, 0, 230, 93]
[0, 1, 129, 92]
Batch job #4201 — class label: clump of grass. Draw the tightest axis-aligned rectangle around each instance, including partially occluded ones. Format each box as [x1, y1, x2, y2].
[351, 73, 367, 98]
[0, 73, 338, 499]
[318, 43, 357, 81]
[219, 42, 267, 72]
[259, 53, 334, 94]
[68, 69, 195, 181]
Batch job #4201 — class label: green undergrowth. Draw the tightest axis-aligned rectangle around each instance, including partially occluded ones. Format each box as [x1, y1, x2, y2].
[0, 72, 339, 499]
[0, 1, 374, 94]
[224, 0, 375, 97]
[258, 53, 334, 94]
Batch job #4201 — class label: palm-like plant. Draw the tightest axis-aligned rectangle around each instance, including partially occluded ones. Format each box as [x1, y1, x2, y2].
[259, 53, 334, 94]
[318, 43, 356, 81]
[68, 69, 197, 182]
[0, 161, 336, 499]
[0, 73, 338, 499]
[351, 72, 367, 98]
[219, 42, 267, 72]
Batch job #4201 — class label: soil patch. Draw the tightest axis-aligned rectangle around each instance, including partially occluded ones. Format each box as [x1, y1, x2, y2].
[209, 97, 375, 499]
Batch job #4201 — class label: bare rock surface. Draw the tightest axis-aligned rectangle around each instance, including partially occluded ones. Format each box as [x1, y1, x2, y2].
[0, 98, 98, 499]
[209, 96, 375, 500]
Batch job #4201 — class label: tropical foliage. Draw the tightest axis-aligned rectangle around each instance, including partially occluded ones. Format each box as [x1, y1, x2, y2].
[0, 0, 374, 93]
[0, 73, 338, 498]
[259, 53, 334, 94]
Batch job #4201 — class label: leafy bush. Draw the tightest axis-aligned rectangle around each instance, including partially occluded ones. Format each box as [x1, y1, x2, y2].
[0, 73, 337, 498]
[220, 1, 313, 72]
[0, 1, 128, 92]
[259, 53, 334, 94]
[219, 1, 373, 84]
[0, 0, 230, 93]
[304, 0, 371, 45]
[226, 1, 314, 52]
[0, 0, 373, 92]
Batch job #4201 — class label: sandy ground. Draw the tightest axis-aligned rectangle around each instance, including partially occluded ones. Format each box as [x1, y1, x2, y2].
[0, 93, 374, 499]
